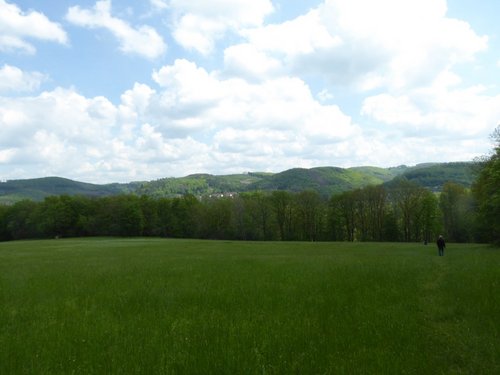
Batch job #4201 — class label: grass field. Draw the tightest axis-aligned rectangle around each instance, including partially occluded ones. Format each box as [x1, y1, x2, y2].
[0, 238, 498, 374]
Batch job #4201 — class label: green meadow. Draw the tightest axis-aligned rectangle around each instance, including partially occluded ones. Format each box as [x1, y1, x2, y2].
[0, 239, 498, 374]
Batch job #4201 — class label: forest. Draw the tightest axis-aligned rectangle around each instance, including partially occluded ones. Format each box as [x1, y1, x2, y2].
[0, 178, 489, 244]
[0, 127, 498, 244]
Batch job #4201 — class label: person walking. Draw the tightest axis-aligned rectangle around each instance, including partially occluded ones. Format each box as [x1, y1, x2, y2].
[437, 235, 446, 256]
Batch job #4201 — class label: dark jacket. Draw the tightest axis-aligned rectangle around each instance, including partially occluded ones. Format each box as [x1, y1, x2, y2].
[437, 237, 446, 249]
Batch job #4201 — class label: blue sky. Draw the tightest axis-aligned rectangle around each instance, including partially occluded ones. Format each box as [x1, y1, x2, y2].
[1, 0, 499, 183]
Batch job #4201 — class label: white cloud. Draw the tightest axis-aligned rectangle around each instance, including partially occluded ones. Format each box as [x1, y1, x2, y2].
[0, 148, 16, 164]
[0, 88, 117, 147]
[0, 80, 215, 181]
[0, 35, 36, 54]
[0, 107, 30, 147]
[150, 0, 168, 10]
[66, 0, 166, 59]
[0, 69, 496, 182]
[242, 9, 341, 57]
[361, 73, 500, 138]
[119, 83, 156, 120]
[237, 0, 487, 91]
[147, 59, 358, 143]
[149, 59, 223, 136]
[319, 0, 487, 89]
[0, 57, 364, 181]
[171, 14, 226, 55]
[168, 0, 274, 24]
[0, 87, 145, 181]
[0, 0, 67, 54]
[223, 43, 283, 80]
[317, 89, 334, 102]
[0, 65, 46, 93]
[144, 59, 360, 170]
[362, 94, 424, 126]
[168, 0, 274, 54]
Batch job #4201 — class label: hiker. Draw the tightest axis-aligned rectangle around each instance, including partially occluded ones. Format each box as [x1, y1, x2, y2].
[437, 235, 446, 256]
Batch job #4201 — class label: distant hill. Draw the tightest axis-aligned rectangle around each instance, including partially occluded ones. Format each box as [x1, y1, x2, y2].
[245, 166, 397, 197]
[0, 162, 477, 203]
[347, 166, 398, 182]
[134, 173, 263, 198]
[0, 177, 135, 204]
[134, 166, 399, 199]
[398, 162, 477, 191]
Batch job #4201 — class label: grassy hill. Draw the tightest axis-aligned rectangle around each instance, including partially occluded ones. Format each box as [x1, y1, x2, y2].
[0, 162, 477, 203]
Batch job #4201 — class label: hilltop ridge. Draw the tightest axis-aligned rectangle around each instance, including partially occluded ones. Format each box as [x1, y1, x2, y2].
[0, 162, 476, 203]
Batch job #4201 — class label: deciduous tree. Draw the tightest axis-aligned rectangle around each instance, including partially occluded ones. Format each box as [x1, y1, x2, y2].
[472, 126, 500, 243]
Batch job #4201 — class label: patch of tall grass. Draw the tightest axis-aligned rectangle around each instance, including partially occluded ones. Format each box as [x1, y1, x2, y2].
[0, 239, 498, 374]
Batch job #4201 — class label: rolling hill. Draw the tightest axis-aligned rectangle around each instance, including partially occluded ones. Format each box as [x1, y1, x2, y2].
[0, 177, 136, 204]
[245, 166, 396, 197]
[0, 162, 477, 203]
[398, 162, 477, 191]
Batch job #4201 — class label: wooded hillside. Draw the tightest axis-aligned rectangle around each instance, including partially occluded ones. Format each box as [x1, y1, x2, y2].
[0, 162, 476, 203]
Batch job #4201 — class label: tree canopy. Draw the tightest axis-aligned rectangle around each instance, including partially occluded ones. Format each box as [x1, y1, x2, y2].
[473, 126, 500, 244]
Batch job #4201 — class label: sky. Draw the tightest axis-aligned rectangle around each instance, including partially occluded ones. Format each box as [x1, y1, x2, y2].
[0, 0, 499, 183]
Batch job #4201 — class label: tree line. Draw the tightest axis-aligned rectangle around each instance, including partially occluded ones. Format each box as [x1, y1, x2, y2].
[0, 179, 479, 243]
[1, 126, 498, 244]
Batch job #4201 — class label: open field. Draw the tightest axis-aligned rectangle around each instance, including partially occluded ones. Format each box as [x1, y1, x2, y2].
[0, 239, 498, 374]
